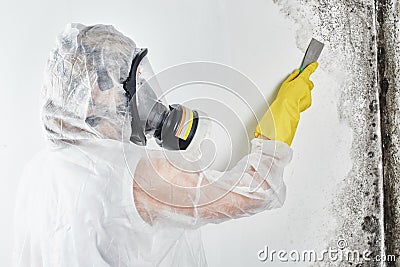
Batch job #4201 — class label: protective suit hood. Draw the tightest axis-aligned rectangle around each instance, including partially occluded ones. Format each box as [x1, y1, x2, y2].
[42, 23, 136, 146]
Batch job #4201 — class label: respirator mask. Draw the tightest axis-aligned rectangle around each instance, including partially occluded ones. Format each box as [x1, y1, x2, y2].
[122, 48, 205, 151]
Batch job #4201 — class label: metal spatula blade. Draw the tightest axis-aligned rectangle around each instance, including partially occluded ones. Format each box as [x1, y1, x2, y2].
[300, 38, 324, 72]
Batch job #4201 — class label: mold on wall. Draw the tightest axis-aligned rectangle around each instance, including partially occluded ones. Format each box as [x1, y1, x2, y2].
[375, 0, 400, 265]
[272, 0, 386, 265]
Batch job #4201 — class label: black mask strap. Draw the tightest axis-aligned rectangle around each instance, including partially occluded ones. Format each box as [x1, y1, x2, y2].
[122, 48, 148, 145]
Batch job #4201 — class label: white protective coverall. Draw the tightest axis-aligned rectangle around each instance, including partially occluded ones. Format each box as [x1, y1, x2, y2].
[13, 23, 293, 267]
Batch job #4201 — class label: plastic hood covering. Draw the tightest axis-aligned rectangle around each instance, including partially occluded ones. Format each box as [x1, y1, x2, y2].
[14, 23, 293, 266]
[41, 23, 136, 146]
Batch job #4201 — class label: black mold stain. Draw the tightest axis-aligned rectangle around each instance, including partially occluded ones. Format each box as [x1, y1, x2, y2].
[362, 215, 379, 233]
[369, 100, 378, 113]
[383, 133, 391, 148]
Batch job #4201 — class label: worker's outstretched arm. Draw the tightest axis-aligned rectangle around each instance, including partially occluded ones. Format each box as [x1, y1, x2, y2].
[133, 138, 292, 228]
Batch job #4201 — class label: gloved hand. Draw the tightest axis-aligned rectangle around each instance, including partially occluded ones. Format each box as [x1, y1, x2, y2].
[254, 62, 318, 145]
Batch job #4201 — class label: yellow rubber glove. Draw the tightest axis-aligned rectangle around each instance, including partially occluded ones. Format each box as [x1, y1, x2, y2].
[254, 62, 318, 146]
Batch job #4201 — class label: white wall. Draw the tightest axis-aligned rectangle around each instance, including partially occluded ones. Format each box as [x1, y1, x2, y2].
[0, 1, 352, 266]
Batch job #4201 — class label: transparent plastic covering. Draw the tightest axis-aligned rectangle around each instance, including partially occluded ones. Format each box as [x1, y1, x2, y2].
[14, 23, 294, 266]
[41, 23, 136, 145]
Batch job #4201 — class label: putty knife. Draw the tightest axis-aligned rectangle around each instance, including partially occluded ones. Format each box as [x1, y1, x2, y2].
[300, 38, 324, 72]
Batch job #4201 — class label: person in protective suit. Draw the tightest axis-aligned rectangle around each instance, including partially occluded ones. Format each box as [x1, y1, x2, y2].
[13, 23, 318, 267]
